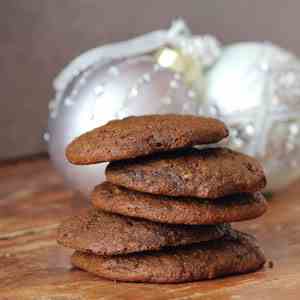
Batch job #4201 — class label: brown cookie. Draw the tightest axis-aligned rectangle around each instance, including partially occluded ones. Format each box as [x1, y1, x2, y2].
[91, 182, 267, 225]
[106, 147, 266, 198]
[57, 209, 228, 256]
[66, 114, 228, 164]
[71, 230, 266, 283]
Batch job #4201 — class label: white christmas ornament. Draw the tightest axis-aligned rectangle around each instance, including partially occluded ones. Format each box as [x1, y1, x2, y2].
[205, 42, 300, 191]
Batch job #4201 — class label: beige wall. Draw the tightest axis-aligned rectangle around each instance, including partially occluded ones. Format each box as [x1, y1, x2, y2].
[1, 0, 299, 160]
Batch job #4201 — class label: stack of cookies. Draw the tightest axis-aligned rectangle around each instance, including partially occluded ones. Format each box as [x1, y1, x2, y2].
[57, 114, 267, 283]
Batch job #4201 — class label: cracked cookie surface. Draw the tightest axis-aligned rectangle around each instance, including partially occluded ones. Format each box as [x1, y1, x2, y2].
[106, 148, 267, 198]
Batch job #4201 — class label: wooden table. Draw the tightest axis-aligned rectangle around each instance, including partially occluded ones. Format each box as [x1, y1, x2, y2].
[0, 157, 299, 300]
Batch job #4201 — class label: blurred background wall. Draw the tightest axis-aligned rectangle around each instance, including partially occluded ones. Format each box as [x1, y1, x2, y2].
[1, 0, 299, 160]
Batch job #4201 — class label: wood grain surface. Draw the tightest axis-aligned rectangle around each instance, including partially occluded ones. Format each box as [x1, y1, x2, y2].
[0, 157, 299, 300]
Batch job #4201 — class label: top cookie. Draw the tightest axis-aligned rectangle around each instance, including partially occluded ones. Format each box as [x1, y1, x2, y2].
[106, 148, 267, 198]
[66, 114, 228, 164]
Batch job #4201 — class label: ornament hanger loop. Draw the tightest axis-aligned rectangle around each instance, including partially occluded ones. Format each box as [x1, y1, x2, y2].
[167, 18, 191, 38]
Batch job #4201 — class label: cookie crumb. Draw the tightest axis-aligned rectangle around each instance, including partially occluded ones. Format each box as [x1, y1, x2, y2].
[268, 260, 274, 268]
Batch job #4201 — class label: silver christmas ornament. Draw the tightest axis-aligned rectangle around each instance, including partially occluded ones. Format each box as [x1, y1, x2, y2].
[46, 19, 220, 195]
[47, 56, 200, 195]
[205, 42, 300, 191]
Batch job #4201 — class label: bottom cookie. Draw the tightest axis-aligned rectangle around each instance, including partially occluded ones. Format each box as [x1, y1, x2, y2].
[71, 230, 265, 283]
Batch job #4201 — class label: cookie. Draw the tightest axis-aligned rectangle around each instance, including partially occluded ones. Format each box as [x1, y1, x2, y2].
[71, 230, 266, 283]
[66, 114, 228, 164]
[57, 209, 228, 256]
[91, 182, 267, 225]
[106, 148, 266, 198]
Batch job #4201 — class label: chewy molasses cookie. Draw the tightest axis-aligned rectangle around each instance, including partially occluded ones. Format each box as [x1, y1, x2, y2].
[66, 114, 228, 164]
[106, 148, 266, 198]
[91, 182, 267, 225]
[57, 209, 228, 256]
[71, 230, 266, 283]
